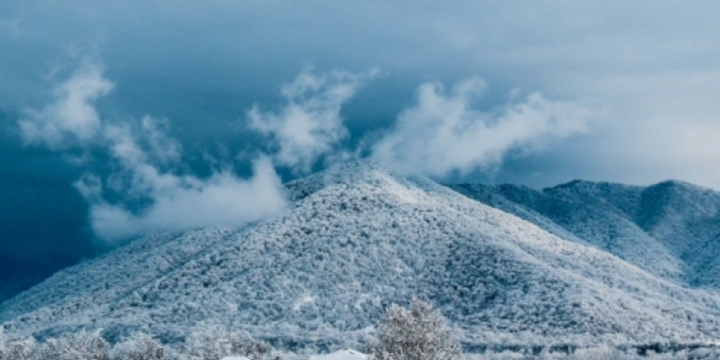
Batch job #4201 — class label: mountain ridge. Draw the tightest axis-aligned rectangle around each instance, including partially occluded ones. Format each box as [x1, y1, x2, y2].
[3, 163, 720, 351]
[449, 177, 720, 288]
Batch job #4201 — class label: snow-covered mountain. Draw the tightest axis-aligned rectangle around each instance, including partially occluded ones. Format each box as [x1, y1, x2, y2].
[3, 163, 720, 351]
[449, 179, 720, 288]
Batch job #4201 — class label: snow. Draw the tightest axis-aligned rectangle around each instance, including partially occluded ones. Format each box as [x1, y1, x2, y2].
[449, 178, 720, 287]
[221, 357, 252, 360]
[309, 349, 367, 360]
[2, 161, 720, 352]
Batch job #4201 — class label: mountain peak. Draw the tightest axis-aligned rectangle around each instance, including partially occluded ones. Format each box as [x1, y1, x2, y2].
[285, 160, 438, 202]
[545, 179, 642, 193]
[649, 179, 715, 194]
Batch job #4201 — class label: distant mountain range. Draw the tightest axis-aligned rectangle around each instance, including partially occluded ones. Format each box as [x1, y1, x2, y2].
[449, 179, 720, 287]
[3, 162, 720, 351]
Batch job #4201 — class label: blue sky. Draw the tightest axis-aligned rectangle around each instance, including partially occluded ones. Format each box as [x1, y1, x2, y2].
[2, 0, 720, 301]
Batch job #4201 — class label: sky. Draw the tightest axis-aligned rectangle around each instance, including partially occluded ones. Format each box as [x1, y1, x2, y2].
[2, 0, 720, 302]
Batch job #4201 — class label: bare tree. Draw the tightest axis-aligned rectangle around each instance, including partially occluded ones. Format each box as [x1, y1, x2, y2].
[372, 300, 462, 360]
[110, 332, 165, 360]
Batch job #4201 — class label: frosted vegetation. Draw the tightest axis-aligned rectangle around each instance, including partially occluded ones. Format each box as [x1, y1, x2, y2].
[0, 326, 275, 360]
[3, 162, 720, 358]
[449, 179, 720, 287]
[2, 301, 720, 360]
[371, 300, 462, 360]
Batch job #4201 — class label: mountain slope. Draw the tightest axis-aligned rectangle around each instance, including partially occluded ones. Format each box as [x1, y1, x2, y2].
[449, 179, 720, 288]
[3, 163, 720, 350]
[449, 183, 686, 283]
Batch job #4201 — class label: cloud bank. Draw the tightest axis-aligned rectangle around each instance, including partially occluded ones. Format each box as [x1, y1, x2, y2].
[20, 63, 288, 245]
[78, 156, 285, 242]
[371, 78, 593, 177]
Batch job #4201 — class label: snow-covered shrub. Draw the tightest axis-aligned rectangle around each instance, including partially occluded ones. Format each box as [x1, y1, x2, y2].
[371, 300, 461, 360]
[110, 332, 165, 360]
[177, 326, 273, 360]
[449, 346, 720, 360]
[0, 337, 37, 360]
[568, 345, 617, 360]
[467, 350, 528, 360]
[685, 347, 720, 359]
[36, 329, 109, 360]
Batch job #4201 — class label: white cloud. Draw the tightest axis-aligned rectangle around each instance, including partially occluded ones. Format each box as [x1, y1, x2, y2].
[18, 61, 114, 149]
[248, 68, 378, 173]
[102, 120, 183, 197]
[21, 62, 289, 245]
[371, 78, 593, 177]
[139, 116, 181, 164]
[81, 157, 287, 243]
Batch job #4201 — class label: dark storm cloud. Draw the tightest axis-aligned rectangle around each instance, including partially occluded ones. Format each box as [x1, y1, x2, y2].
[0, 109, 93, 303]
[3, 1, 720, 186]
